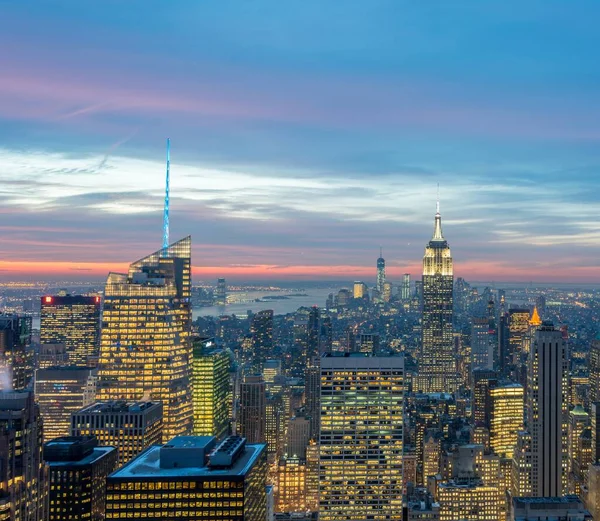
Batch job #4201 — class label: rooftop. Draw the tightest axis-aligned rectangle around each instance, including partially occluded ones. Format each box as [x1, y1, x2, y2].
[110, 438, 266, 480]
[76, 400, 161, 414]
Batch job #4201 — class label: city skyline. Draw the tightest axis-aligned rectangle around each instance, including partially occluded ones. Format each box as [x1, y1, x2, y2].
[2, 2, 600, 283]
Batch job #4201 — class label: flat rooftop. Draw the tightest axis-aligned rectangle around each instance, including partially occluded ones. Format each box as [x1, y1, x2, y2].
[46, 446, 116, 468]
[110, 442, 266, 480]
[76, 400, 161, 414]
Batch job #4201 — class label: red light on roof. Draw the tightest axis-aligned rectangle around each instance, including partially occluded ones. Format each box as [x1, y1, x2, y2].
[44, 296, 52, 304]
[95, 296, 101, 304]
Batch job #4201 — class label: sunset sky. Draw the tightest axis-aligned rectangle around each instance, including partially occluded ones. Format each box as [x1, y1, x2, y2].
[2, 2, 600, 282]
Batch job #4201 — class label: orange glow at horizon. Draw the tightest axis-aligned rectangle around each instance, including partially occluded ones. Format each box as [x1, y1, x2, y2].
[0, 260, 598, 282]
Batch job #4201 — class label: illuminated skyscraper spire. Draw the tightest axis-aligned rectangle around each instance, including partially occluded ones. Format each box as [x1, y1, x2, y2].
[432, 184, 444, 241]
[376, 247, 386, 293]
[162, 138, 171, 250]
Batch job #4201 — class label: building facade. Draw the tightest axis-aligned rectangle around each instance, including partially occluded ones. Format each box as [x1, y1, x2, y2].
[35, 367, 97, 442]
[238, 375, 266, 444]
[45, 436, 117, 521]
[319, 353, 404, 521]
[192, 338, 230, 439]
[0, 315, 33, 391]
[97, 237, 193, 442]
[71, 401, 163, 465]
[40, 294, 101, 366]
[0, 391, 47, 521]
[417, 204, 455, 393]
[105, 435, 267, 521]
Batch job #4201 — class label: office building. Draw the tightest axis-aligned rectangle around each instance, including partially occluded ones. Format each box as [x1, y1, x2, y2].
[276, 456, 308, 513]
[71, 401, 163, 465]
[105, 435, 267, 521]
[511, 496, 592, 521]
[472, 317, 493, 371]
[97, 237, 193, 442]
[250, 310, 274, 372]
[45, 436, 118, 521]
[215, 278, 227, 306]
[527, 322, 569, 496]
[238, 375, 266, 443]
[263, 360, 281, 387]
[590, 339, 600, 404]
[402, 273, 411, 301]
[585, 463, 600, 520]
[512, 431, 533, 497]
[489, 383, 523, 459]
[355, 333, 380, 354]
[35, 367, 97, 442]
[376, 249, 386, 293]
[0, 391, 46, 521]
[286, 411, 311, 459]
[592, 403, 600, 463]
[37, 343, 69, 369]
[508, 309, 530, 359]
[40, 294, 101, 366]
[265, 393, 286, 460]
[417, 203, 456, 393]
[319, 353, 404, 521]
[568, 405, 590, 495]
[353, 281, 367, 299]
[192, 338, 230, 439]
[437, 480, 500, 521]
[0, 314, 33, 391]
[472, 369, 497, 427]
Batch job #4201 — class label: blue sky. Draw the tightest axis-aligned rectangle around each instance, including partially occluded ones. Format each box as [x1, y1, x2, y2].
[1, 1, 599, 281]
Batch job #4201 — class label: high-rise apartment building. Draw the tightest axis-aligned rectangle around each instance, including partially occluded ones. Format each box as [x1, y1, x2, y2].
[98, 237, 193, 442]
[71, 401, 163, 465]
[417, 203, 455, 393]
[526, 322, 569, 496]
[0, 314, 33, 391]
[250, 310, 274, 372]
[40, 294, 101, 366]
[489, 383, 524, 459]
[35, 366, 97, 442]
[0, 391, 47, 521]
[376, 249, 386, 293]
[238, 375, 266, 444]
[319, 353, 404, 521]
[45, 436, 117, 521]
[192, 338, 230, 439]
[105, 435, 267, 521]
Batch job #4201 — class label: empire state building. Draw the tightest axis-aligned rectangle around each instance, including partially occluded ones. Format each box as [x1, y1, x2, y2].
[415, 202, 457, 393]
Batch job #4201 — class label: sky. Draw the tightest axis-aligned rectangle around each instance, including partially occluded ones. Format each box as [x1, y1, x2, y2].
[1, 1, 600, 283]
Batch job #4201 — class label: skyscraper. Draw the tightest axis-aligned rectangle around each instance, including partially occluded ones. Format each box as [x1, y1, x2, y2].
[0, 314, 33, 390]
[192, 338, 230, 439]
[0, 391, 47, 521]
[250, 310, 274, 372]
[489, 383, 524, 459]
[417, 202, 455, 393]
[402, 273, 411, 301]
[376, 248, 386, 293]
[590, 338, 600, 404]
[45, 436, 118, 521]
[215, 277, 227, 306]
[71, 401, 163, 466]
[34, 366, 97, 442]
[98, 237, 193, 442]
[471, 317, 494, 372]
[40, 294, 101, 366]
[526, 322, 569, 496]
[238, 375, 266, 444]
[319, 353, 404, 521]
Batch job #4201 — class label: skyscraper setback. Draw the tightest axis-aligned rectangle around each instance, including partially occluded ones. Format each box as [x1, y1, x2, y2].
[416, 202, 456, 393]
[97, 237, 193, 442]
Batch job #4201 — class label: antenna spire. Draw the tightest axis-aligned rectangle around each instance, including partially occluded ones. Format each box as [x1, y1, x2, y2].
[162, 138, 170, 249]
[380, 246, 383, 258]
[436, 183, 440, 214]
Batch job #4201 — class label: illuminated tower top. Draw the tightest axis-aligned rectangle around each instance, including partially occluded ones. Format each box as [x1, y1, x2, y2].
[162, 138, 171, 250]
[423, 201, 452, 277]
